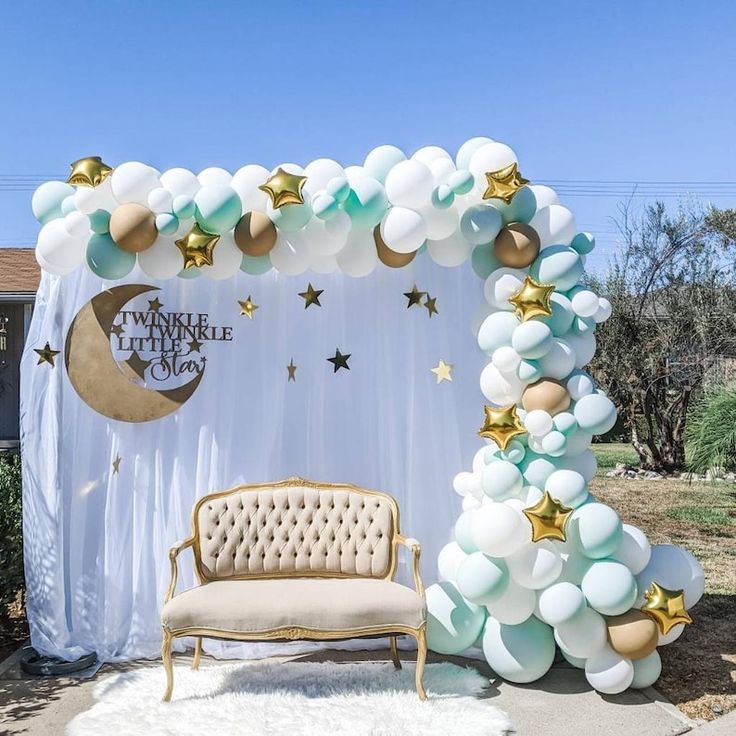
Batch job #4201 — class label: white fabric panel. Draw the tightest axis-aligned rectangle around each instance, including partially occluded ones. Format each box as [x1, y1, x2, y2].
[20, 258, 485, 662]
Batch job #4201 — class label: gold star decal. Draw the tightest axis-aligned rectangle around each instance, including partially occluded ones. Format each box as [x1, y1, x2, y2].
[404, 285, 426, 308]
[508, 275, 555, 322]
[111, 455, 121, 475]
[424, 295, 438, 318]
[176, 224, 220, 269]
[327, 348, 351, 372]
[126, 350, 151, 379]
[523, 491, 573, 542]
[66, 156, 113, 187]
[259, 167, 308, 209]
[482, 162, 529, 204]
[641, 582, 693, 635]
[238, 296, 259, 319]
[431, 360, 453, 384]
[287, 358, 297, 382]
[478, 403, 526, 451]
[34, 342, 60, 367]
[148, 297, 163, 313]
[187, 338, 203, 353]
[299, 283, 323, 309]
[110, 323, 125, 338]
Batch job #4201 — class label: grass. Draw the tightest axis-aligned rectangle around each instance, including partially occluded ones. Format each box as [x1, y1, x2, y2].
[591, 441, 639, 470]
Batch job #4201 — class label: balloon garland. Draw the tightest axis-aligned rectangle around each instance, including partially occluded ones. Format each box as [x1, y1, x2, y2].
[31, 138, 704, 694]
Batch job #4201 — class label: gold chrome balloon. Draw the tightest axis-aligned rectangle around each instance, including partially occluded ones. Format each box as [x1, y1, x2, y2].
[508, 275, 555, 321]
[606, 609, 659, 660]
[175, 224, 220, 269]
[482, 162, 529, 204]
[494, 223, 541, 268]
[521, 378, 571, 416]
[66, 156, 113, 187]
[259, 168, 307, 208]
[640, 582, 693, 635]
[374, 225, 416, 268]
[478, 403, 526, 451]
[523, 490, 573, 542]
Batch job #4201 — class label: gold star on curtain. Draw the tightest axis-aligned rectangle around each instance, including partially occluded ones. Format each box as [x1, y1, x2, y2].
[478, 404, 526, 450]
[34, 342, 60, 367]
[287, 358, 297, 382]
[508, 275, 555, 321]
[66, 156, 113, 187]
[238, 296, 259, 319]
[148, 297, 163, 313]
[523, 491, 573, 542]
[482, 162, 529, 204]
[111, 455, 122, 475]
[424, 295, 438, 318]
[641, 582, 693, 635]
[431, 360, 453, 384]
[327, 348, 351, 372]
[299, 283, 323, 309]
[259, 168, 308, 208]
[176, 224, 220, 269]
[404, 285, 426, 308]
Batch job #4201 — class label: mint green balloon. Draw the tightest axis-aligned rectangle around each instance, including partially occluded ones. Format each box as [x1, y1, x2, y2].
[343, 176, 388, 228]
[178, 266, 201, 279]
[581, 560, 637, 615]
[530, 245, 583, 291]
[173, 194, 196, 219]
[156, 213, 179, 235]
[427, 581, 487, 655]
[482, 615, 555, 683]
[61, 195, 77, 216]
[454, 510, 477, 554]
[571, 231, 596, 255]
[312, 192, 339, 220]
[32, 181, 74, 224]
[88, 209, 111, 234]
[471, 243, 502, 279]
[194, 185, 242, 234]
[448, 169, 474, 195]
[540, 292, 575, 336]
[240, 253, 273, 275]
[86, 234, 135, 279]
[456, 552, 509, 604]
[325, 175, 351, 202]
[517, 359, 541, 382]
[489, 186, 537, 225]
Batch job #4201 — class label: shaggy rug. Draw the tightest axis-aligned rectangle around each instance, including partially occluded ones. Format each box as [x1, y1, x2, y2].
[66, 660, 513, 735]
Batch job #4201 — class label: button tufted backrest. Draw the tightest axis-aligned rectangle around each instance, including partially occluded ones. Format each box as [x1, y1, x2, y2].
[192, 480, 397, 581]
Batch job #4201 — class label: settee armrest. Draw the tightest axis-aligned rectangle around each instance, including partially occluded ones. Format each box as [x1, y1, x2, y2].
[165, 538, 195, 604]
[396, 534, 425, 599]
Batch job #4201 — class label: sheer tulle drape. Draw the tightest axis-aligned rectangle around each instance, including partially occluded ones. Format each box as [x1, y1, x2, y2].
[21, 259, 485, 661]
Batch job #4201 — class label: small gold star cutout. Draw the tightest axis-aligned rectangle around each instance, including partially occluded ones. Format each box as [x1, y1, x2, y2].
[478, 404, 526, 451]
[431, 360, 453, 384]
[187, 338, 203, 353]
[299, 283, 323, 309]
[126, 350, 151, 378]
[111, 455, 121, 475]
[238, 296, 259, 319]
[404, 285, 426, 308]
[34, 342, 60, 367]
[641, 582, 693, 635]
[482, 162, 530, 204]
[287, 358, 297, 382]
[176, 224, 220, 269]
[424, 295, 438, 318]
[110, 323, 125, 338]
[259, 167, 308, 209]
[508, 275, 555, 322]
[327, 348, 351, 373]
[66, 156, 113, 187]
[148, 297, 163, 313]
[523, 491, 573, 542]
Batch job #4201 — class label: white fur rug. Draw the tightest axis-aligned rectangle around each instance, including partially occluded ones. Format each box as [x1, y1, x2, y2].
[66, 660, 513, 736]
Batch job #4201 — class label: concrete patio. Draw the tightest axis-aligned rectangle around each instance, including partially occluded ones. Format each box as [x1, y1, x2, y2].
[2, 643, 731, 736]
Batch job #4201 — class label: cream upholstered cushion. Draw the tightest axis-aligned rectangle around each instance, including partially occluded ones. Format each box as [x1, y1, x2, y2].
[162, 578, 425, 634]
[195, 486, 394, 579]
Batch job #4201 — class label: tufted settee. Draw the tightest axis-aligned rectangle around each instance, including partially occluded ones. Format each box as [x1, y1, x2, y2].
[161, 477, 427, 701]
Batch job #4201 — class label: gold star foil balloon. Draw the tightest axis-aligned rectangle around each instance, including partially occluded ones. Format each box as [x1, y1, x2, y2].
[478, 404, 526, 451]
[523, 491, 573, 542]
[508, 275, 555, 321]
[641, 582, 693, 635]
[66, 156, 113, 187]
[176, 224, 220, 269]
[259, 168, 307, 208]
[483, 162, 529, 204]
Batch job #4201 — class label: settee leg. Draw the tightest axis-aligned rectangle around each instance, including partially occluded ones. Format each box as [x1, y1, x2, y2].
[162, 629, 174, 702]
[192, 637, 202, 670]
[414, 626, 427, 701]
[389, 636, 401, 669]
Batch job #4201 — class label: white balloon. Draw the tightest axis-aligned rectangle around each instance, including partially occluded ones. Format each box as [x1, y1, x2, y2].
[138, 236, 183, 280]
[160, 168, 200, 198]
[468, 142, 517, 190]
[63, 211, 90, 239]
[73, 177, 118, 214]
[309, 253, 339, 273]
[412, 145, 453, 167]
[363, 145, 406, 183]
[421, 205, 458, 240]
[453, 472, 473, 496]
[36, 219, 87, 274]
[478, 311, 519, 354]
[471, 503, 527, 557]
[636, 544, 704, 609]
[528, 184, 559, 209]
[231, 164, 271, 212]
[147, 187, 174, 214]
[336, 229, 378, 277]
[571, 289, 600, 318]
[456, 137, 494, 170]
[544, 469, 589, 508]
[525, 409, 553, 437]
[507, 541, 563, 589]
[473, 448, 488, 474]
[481, 460, 524, 501]
[110, 162, 160, 205]
[379, 207, 427, 253]
[565, 330, 597, 368]
[561, 449, 598, 483]
[492, 346, 522, 373]
[612, 525, 651, 575]
[430, 157, 456, 185]
[303, 158, 345, 196]
[630, 650, 662, 689]
[484, 268, 525, 310]
[480, 362, 524, 406]
[269, 231, 311, 275]
[657, 624, 685, 646]
[462, 494, 482, 511]
[197, 167, 232, 188]
[485, 580, 537, 625]
[437, 542, 468, 582]
[585, 647, 634, 695]
[567, 372, 595, 400]
[304, 210, 351, 255]
[554, 606, 608, 658]
[529, 204, 577, 247]
[426, 231, 472, 267]
[539, 339, 576, 381]
[384, 160, 434, 208]
[593, 297, 613, 323]
[204, 230, 242, 280]
[538, 582, 586, 626]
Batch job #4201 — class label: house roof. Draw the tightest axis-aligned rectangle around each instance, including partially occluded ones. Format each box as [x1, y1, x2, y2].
[0, 248, 40, 296]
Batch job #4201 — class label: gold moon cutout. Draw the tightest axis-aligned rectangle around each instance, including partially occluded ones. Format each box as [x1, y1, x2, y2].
[64, 284, 204, 422]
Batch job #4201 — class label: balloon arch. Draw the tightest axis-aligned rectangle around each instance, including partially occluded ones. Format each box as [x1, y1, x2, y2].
[28, 137, 703, 693]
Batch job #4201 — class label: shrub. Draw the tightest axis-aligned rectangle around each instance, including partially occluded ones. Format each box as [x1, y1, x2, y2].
[686, 387, 736, 473]
[0, 451, 23, 616]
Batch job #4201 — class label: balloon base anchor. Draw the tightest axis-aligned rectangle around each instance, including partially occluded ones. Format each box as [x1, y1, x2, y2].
[20, 647, 98, 677]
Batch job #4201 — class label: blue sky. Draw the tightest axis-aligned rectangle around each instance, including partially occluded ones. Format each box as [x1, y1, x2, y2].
[1, 0, 735, 271]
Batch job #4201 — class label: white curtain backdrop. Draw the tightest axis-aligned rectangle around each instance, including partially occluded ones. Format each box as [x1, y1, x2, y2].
[20, 258, 486, 662]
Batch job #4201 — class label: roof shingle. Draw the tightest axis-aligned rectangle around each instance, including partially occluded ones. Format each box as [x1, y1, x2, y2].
[0, 248, 41, 294]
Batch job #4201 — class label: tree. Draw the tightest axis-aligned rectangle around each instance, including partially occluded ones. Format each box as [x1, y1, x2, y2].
[590, 201, 736, 472]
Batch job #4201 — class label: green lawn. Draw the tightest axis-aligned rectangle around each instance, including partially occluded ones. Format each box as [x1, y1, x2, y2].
[591, 442, 639, 470]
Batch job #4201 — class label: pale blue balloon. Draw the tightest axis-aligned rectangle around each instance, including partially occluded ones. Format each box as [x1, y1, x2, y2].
[477, 311, 518, 354]
[268, 202, 312, 232]
[194, 185, 242, 234]
[456, 552, 509, 604]
[312, 192, 339, 220]
[471, 243, 502, 279]
[426, 581, 487, 655]
[88, 209, 111, 234]
[542, 430, 567, 457]
[530, 245, 583, 291]
[240, 253, 273, 275]
[553, 411, 578, 435]
[571, 315, 595, 335]
[431, 184, 455, 209]
[488, 186, 537, 225]
[571, 231, 596, 255]
[456, 137, 493, 170]
[178, 266, 201, 279]
[60, 195, 77, 216]
[155, 213, 179, 235]
[454, 510, 478, 554]
[569, 503, 623, 559]
[32, 181, 75, 224]
[461, 204, 503, 245]
[517, 359, 541, 383]
[574, 393, 617, 434]
[416, 242, 428, 255]
[630, 651, 662, 689]
[173, 194, 196, 219]
[581, 560, 637, 615]
[482, 615, 556, 683]
[520, 452, 558, 488]
[86, 233, 135, 279]
[325, 176, 351, 203]
[511, 321, 553, 359]
[540, 292, 575, 336]
[447, 169, 474, 195]
[495, 439, 526, 465]
[343, 176, 388, 228]
[363, 145, 406, 183]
